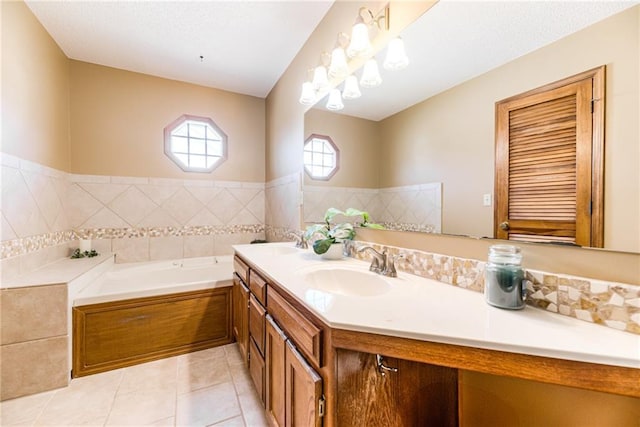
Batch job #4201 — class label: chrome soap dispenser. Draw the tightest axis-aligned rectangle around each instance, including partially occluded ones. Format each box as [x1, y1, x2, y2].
[484, 244, 527, 309]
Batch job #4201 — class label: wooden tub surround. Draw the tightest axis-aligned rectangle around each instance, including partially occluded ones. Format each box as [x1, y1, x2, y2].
[73, 287, 232, 377]
[232, 243, 640, 427]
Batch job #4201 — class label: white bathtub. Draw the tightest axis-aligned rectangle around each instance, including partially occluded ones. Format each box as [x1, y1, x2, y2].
[74, 256, 234, 306]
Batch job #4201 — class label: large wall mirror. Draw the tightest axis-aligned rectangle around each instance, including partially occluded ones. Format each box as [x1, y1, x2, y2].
[303, 2, 639, 254]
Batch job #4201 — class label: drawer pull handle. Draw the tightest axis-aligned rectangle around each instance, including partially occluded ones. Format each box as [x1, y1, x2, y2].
[121, 315, 150, 323]
[376, 354, 398, 376]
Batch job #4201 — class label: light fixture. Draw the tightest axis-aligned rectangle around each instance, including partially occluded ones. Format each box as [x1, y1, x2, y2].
[312, 65, 329, 91]
[383, 37, 409, 71]
[299, 81, 316, 105]
[328, 33, 350, 79]
[326, 88, 344, 111]
[342, 75, 361, 99]
[360, 58, 382, 88]
[347, 6, 389, 59]
[347, 17, 372, 58]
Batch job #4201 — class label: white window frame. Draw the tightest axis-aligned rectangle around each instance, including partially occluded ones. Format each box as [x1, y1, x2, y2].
[164, 114, 227, 173]
[303, 134, 340, 181]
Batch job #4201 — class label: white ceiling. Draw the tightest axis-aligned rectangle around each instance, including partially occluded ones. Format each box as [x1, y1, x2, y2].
[25, 0, 638, 108]
[327, 0, 638, 121]
[25, 0, 334, 98]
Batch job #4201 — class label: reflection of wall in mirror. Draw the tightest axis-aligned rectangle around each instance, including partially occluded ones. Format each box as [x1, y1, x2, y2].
[305, 5, 639, 253]
[304, 109, 442, 232]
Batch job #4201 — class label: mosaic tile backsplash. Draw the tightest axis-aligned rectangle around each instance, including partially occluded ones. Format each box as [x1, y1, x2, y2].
[346, 241, 640, 335]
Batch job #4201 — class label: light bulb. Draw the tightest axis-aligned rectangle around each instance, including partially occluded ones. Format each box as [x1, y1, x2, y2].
[342, 75, 361, 100]
[347, 21, 372, 58]
[328, 47, 349, 79]
[360, 58, 382, 88]
[326, 89, 344, 111]
[384, 37, 409, 71]
[312, 66, 329, 91]
[299, 82, 316, 105]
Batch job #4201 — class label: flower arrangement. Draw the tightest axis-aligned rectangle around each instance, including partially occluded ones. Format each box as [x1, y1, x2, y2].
[303, 208, 383, 255]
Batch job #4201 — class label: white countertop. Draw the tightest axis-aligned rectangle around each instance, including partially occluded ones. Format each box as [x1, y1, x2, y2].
[1, 254, 115, 289]
[233, 242, 640, 370]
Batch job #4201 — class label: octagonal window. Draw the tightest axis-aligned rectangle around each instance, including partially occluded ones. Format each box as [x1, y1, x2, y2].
[164, 115, 227, 173]
[304, 134, 339, 180]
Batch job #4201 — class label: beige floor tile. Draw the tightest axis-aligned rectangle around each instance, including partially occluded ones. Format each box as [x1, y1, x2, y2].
[105, 388, 177, 426]
[177, 357, 232, 394]
[211, 415, 245, 426]
[0, 390, 55, 425]
[118, 358, 178, 394]
[177, 346, 226, 368]
[34, 370, 122, 426]
[176, 382, 240, 427]
[228, 364, 253, 396]
[224, 344, 245, 366]
[148, 416, 175, 426]
[236, 386, 268, 427]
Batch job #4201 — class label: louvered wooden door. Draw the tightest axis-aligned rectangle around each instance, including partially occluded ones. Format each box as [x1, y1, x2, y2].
[495, 67, 604, 247]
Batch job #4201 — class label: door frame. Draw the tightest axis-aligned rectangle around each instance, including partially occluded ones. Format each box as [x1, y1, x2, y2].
[494, 66, 605, 247]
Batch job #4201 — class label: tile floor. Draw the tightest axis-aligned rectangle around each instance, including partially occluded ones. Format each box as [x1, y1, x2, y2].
[0, 344, 267, 426]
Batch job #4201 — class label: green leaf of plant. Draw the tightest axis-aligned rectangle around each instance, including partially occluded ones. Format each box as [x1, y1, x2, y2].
[324, 207, 344, 224]
[313, 237, 336, 254]
[331, 222, 355, 240]
[304, 223, 329, 240]
[362, 222, 385, 230]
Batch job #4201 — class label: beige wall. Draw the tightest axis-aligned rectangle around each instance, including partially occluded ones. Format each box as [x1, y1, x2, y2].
[379, 6, 639, 252]
[1, 1, 70, 171]
[304, 108, 380, 188]
[69, 61, 265, 182]
[460, 371, 640, 427]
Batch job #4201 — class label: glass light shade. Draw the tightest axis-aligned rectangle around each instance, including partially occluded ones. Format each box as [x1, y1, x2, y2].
[342, 75, 361, 100]
[383, 37, 409, 71]
[299, 81, 316, 105]
[312, 66, 329, 91]
[326, 89, 344, 111]
[360, 58, 382, 88]
[328, 47, 349, 79]
[347, 21, 372, 58]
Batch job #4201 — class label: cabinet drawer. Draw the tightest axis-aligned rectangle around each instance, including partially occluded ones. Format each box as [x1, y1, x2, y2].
[267, 286, 322, 367]
[249, 337, 265, 404]
[249, 269, 267, 306]
[234, 255, 249, 284]
[249, 294, 266, 356]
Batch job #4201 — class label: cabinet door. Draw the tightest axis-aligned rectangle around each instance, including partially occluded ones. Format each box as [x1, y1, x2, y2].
[265, 315, 287, 427]
[285, 341, 322, 427]
[336, 349, 458, 427]
[232, 275, 249, 364]
[249, 294, 266, 356]
[249, 337, 265, 404]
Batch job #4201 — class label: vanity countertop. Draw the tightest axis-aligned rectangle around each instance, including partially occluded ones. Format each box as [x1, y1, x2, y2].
[233, 242, 640, 370]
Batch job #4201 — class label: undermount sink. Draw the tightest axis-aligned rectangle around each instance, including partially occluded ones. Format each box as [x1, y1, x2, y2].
[302, 267, 391, 297]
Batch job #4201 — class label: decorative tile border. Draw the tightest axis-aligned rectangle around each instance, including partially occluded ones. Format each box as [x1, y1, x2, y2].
[348, 240, 640, 335]
[381, 222, 437, 233]
[1, 231, 75, 259]
[265, 225, 297, 243]
[1, 225, 265, 260]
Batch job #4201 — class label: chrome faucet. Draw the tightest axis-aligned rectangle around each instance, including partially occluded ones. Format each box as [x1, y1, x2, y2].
[358, 246, 386, 273]
[287, 231, 308, 249]
[357, 245, 404, 277]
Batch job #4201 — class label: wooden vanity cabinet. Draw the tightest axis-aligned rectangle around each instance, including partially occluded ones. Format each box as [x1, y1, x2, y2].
[336, 349, 458, 427]
[232, 274, 249, 364]
[265, 313, 323, 427]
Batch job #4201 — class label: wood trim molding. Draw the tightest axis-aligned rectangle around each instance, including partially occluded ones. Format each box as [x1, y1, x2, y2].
[331, 328, 640, 398]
